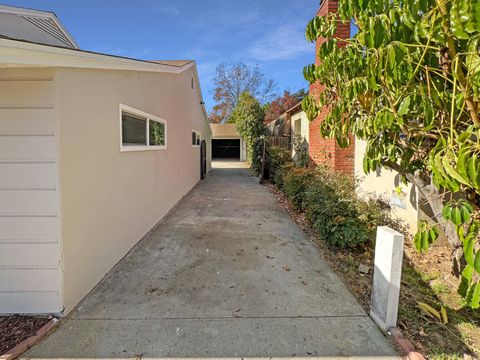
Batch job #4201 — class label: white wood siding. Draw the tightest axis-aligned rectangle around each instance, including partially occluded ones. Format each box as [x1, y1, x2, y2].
[0, 69, 62, 313]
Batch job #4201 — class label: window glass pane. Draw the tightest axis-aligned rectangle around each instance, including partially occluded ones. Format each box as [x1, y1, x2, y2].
[192, 131, 197, 145]
[122, 113, 146, 146]
[149, 120, 165, 146]
[196, 133, 201, 146]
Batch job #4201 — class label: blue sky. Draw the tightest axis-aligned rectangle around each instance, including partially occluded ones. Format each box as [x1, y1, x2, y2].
[3, 0, 319, 110]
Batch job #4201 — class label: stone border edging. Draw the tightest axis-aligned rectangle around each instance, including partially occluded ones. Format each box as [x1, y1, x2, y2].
[389, 327, 425, 360]
[0, 318, 58, 360]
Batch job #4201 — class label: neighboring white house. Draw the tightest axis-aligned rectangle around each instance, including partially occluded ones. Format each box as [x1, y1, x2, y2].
[0, 5, 211, 315]
[210, 124, 247, 162]
[288, 103, 309, 159]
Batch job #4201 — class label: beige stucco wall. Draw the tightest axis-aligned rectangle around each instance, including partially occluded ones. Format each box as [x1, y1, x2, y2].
[354, 139, 418, 233]
[55, 66, 211, 313]
[290, 111, 309, 158]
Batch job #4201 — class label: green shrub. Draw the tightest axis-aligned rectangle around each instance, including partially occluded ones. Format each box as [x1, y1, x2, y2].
[273, 163, 293, 190]
[303, 179, 372, 248]
[250, 137, 265, 174]
[230, 92, 265, 174]
[356, 196, 408, 236]
[270, 164, 402, 249]
[266, 146, 292, 185]
[284, 168, 315, 211]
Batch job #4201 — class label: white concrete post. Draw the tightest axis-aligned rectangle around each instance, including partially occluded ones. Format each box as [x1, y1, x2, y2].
[370, 226, 404, 331]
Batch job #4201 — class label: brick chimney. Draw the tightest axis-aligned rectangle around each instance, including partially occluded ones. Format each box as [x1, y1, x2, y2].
[308, 0, 354, 176]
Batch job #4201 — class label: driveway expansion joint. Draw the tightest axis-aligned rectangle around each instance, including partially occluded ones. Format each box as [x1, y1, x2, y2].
[69, 314, 370, 321]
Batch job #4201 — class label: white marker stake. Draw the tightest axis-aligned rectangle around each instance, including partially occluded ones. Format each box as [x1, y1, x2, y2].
[370, 226, 404, 331]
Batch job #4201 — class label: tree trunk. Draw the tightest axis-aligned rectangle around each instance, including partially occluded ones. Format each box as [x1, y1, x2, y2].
[411, 174, 464, 277]
[381, 160, 464, 276]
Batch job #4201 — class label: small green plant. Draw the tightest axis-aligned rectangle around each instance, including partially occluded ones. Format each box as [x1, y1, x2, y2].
[432, 282, 450, 295]
[344, 254, 357, 271]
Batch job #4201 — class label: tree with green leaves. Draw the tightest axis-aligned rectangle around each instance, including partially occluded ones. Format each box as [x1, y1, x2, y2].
[302, 0, 480, 308]
[209, 62, 278, 124]
[230, 92, 265, 173]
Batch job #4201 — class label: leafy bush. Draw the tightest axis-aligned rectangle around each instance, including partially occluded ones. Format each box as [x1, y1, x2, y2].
[230, 92, 265, 174]
[303, 0, 480, 307]
[266, 146, 292, 184]
[302, 170, 372, 249]
[284, 168, 315, 211]
[250, 137, 265, 175]
[273, 163, 294, 191]
[266, 157, 403, 249]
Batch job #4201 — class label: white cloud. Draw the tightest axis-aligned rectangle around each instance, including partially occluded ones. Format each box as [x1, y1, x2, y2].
[247, 23, 312, 62]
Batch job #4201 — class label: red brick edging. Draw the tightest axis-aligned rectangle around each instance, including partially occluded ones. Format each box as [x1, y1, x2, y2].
[0, 318, 58, 360]
[389, 327, 425, 360]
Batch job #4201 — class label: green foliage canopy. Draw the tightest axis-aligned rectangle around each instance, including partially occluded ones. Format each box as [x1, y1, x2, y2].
[230, 92, 266, 173]
[302, 0, 480, 308]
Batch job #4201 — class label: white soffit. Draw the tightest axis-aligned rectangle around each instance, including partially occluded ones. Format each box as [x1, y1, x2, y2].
[0, 38, 194, 74]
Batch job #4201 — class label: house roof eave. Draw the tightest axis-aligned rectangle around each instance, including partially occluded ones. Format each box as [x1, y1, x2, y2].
[0, 37, 194, 74]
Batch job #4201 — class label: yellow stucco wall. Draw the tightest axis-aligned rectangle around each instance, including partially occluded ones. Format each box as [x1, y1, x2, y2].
[290, 111, 309, 158]
[354, 139, 418, 233]
[55, 66, 211, 313]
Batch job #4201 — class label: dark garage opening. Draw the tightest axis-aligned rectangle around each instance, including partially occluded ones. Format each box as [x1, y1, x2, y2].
[212, 139, 240, 159]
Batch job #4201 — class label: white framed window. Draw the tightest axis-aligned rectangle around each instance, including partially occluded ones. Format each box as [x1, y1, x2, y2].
[192, 130, 201, 147]
[120, 104, 167, 152]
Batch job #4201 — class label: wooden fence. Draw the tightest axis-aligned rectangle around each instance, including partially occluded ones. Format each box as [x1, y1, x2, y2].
[267, 136, 291, 150]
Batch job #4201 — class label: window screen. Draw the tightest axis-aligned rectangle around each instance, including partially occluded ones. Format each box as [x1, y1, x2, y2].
[122, 113, 146, 146]
[192, 131, 197, 145]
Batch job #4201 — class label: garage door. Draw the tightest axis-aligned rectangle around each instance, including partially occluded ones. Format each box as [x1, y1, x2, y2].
[212, 139, 240, 159]
[0, 69, 62, 314]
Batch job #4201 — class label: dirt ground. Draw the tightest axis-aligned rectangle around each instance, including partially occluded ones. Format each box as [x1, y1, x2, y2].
[265, 182, 480, 359]
[0, 315, 50, 354]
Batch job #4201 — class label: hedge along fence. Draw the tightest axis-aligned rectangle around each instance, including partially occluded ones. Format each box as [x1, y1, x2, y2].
[266, 146, 405, 249]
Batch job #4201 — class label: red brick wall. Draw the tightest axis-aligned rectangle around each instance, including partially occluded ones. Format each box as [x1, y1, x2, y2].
[309, 0, 354, 176]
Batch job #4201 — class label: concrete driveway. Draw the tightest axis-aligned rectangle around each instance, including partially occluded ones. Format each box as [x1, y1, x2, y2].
[25, 161, 398, 359]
